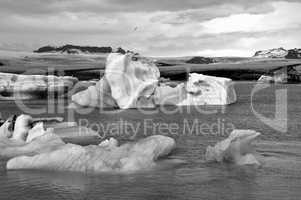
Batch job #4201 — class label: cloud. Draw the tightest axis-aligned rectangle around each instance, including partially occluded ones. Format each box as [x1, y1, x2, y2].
[1, 0, 299, 14]
[200, 2, 301, 34]
[150, 2, 275, 25]
[0, 0, 300, 56]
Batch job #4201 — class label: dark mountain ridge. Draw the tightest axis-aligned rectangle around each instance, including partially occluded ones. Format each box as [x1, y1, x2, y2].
[34, 44, 126, 54]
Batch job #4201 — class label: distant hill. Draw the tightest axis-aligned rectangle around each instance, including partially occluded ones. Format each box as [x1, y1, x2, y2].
[34, 44, 126, 54]
[253, 47, 301, 59]
[186, 56, 216, 64]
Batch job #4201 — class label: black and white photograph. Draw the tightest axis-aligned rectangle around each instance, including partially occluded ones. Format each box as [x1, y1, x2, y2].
[0, 0, 301, 199]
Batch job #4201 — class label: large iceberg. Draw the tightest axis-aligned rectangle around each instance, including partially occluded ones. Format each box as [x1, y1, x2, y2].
[71, 53, 160, 108]
[71, 53, 237, 108]
[0, 72, 78, 99]
[7, 135, 176, 173]
[205, 130, 261, 165]
[105, 53, 160, 108]
[155, 73, 237, 105]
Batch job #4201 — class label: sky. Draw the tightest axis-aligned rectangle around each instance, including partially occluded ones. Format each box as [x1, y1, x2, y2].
[0, 0, 301, 57]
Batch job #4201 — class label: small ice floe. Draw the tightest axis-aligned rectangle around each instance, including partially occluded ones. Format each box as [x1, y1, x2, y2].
[205, 129, 261, 166]
[7, 135, 176, 173]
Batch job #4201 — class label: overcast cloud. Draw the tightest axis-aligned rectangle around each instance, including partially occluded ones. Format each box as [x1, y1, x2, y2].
[0, 0, 300, 56]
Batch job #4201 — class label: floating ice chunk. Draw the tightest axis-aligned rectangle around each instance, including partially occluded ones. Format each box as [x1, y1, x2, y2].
[0, 114, 99, 158]
[71, 53, 160, 109]
[205, 130, 261, 165]
[155, 73, 237, 105]
[105, 53, 160, 109]
[7, 135, 176, 173]
[0, 113, 102, 158]
[179, 73, 237, 105]
[0, 72, 78, 100]
[1, 114, 99, 145]
[71, 54, 236, 108]
[0, 115, 63, 158]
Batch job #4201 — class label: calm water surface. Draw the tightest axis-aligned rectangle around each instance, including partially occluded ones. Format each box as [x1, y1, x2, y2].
[0, 82, 301, 200]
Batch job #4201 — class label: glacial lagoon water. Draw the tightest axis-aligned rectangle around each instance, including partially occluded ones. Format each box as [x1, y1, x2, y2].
[0, 82, 301, 200]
